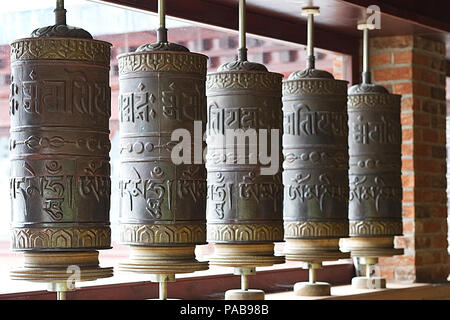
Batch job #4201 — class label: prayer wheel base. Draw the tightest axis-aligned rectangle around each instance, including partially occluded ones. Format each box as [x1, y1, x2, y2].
[225, 289, 265, 300]
[119, 245, 208, 274]
[284, 238, 350, 262]
[340, 237, 404, 258]
[341, 238, 401, 290]
[294, 282, 331, 296]
[10, 251, 113, 282]
[352, 276, 386, 289]
[208, 243, 284, 268]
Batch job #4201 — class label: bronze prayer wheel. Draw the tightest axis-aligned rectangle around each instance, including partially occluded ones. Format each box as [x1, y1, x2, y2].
[345, 84, 403, 252]
[343, 73, 403, 289]
[9, 2, 113, 290]
[340, 23, 403, 289]
[282, 67, 350, 262]
[117, 42, 209, 276]
[205, 60, 284, 268]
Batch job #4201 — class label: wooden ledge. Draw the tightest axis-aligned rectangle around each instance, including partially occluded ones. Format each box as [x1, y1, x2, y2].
[266, 282, 450, 300]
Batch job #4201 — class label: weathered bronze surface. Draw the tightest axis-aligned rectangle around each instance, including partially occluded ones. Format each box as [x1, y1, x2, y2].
[282, 68, 349, 258]
[347, 84, 403, 239]
[205, 61, 284, 248]
[9, 21, 112, 253]
[117, 46, 208, 249]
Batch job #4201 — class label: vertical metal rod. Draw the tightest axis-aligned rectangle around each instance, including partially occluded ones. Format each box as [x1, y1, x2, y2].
[157, 0, 168, 43]
[241, 274, 249, 291]
[238, 0, 247, 61]
[159, 281, 167, 300]
[159, 0, 165, 30]
[54, 0, 66, 25]
[57, 291, 67, 300]
[309, 267, 316, 284]
[362, 27, 371, 83]
[307, 13, 314, 61]
[366, 262, 372, 279]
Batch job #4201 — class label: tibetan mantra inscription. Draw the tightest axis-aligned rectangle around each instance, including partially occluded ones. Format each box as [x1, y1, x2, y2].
[347, 86, 403, 236]
[206, 64, 284, 244]
[118, 51, 208, 246]
[282, 72, 349, 239]
[9, 38, 112, 250]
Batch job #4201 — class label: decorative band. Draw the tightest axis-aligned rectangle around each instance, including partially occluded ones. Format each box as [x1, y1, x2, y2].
[120, 223, 206, 245]
[118, 51, 207, 75]
[207, 223, 284, 242]
[206, 72, 282, 91]
[349, 220, 403, 236]
[11, 38, 111, 65]
[348, 94, 401, 108]
[11, 226, 111, 250]
[283, 79, 348, 96]
[284, 221, 349, 238]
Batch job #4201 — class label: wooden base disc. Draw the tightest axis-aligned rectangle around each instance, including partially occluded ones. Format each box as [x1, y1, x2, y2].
[119, 245, 208, 274]
[294, 282, 331, 296]
[285, 238, 350, 262]
[352, 276, 386, 289]
[225, 289, 265, 300]
[341, 237, 403, 258]
[209, 243, 284, 268]
[10, 251, 113, 282]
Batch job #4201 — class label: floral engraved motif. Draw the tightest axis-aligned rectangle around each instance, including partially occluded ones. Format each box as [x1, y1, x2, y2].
[118, 51, 207, 75]
[206, 72, 282, 91]
[282, 78, 348, 96]
[11, 38, 110, 65]
[348, 94, 400, 109]
[120, 223, 205, 244]
[349, 220, 402, 236]
[11, 226, 111, 249]
[207, 223, 283, 242]
[284, 221, 348, 238]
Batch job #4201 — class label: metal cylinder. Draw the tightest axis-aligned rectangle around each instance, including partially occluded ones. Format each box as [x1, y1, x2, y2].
[282, 68, 349, 261]
[205, 60, 284, 266]
[9, 22, 112, 253]
[346, 83, 403, 256]
[117, 42, 208, 272]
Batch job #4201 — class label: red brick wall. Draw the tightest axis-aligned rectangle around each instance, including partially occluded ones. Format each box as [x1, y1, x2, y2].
[369, 35, 449, 282]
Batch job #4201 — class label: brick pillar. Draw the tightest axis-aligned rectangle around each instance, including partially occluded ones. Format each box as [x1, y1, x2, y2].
[333, 56, 344, 80]
[368, 35, 449, 283]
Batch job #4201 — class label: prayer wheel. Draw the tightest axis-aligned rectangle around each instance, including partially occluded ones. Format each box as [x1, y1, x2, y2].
[9, 1, 113, 299]
[282, 6, 349, 296]
[341, 23, 403, 289]
[205, 0, 284, 300]
[117, 0, 208, 300]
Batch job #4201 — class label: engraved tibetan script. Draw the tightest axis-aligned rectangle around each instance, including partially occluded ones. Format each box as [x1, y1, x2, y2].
[208, 103, 258, 135]
[119, 178, 172, 219]
[162, 82, 203, 121]
[352, 115, 400, 144]
[283, 103, 347, 136]
[287, 173, 348, 212]
[207, 173, 232, 219]
[21, 69, 110, 117]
